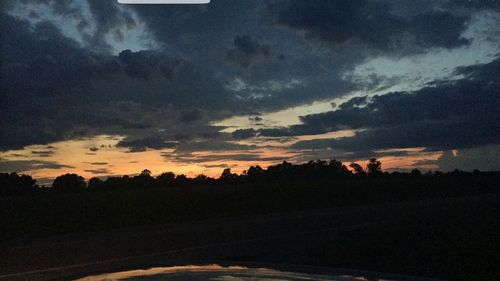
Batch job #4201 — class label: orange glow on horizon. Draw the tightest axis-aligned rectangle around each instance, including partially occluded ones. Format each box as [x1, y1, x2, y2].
[0, 136, 441, 184]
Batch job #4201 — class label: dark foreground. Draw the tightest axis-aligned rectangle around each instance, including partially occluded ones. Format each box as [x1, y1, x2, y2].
[1, 193, 498, 281]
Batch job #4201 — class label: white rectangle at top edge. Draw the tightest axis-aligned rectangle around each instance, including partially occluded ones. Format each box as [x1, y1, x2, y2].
[118, 0, 210, 4]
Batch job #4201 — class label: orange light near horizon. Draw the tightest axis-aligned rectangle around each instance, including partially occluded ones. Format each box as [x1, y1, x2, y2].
[0, 135, 441, 185]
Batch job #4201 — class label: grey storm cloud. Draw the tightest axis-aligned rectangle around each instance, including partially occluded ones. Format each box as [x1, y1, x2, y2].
[289, 57, 500, 152]
[86, 0, 136, 52]
[115, 121, 230, 152]
[122, 1, 365, 110]
[270, 0, 470, 55]
[173, 138, 255, 153]
[129, 1, 261, 46]
[0, 159, 74, 172]
[226, 35, 271, 69]
[451, 0, 500, 10]
[16, 0, 81, 17]
[0, 11, 239, 151]
[292, 148, 418, 164]
[1, 0, 499, 160]
[232, 128, 258, 140]
[436, 145, 500, 171]
[117, 136, 179, 152]
[167, 152, 284, 164]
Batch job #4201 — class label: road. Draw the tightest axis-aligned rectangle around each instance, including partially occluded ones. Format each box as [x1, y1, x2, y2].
[1, 194, 497, 280]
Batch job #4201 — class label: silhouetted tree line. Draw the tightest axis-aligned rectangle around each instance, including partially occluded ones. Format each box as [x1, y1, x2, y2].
[0, 172, 38, 196]
[1, 158, 498, 196]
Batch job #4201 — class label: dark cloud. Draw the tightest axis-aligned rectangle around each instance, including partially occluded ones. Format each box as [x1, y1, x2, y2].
[413, 159, 438, 166]
[85, 0, 136, 52]
[174, 138, 255, 153]
[127, 1, 363, 110]
[340, 149, 415, 162]
[451, 0, 500, 10]
[436, 145, 500, 171]
[130, 1, 261, 47]
[0, 159, 74, 172]
[2, 0, 499, 174]
[17, 0, 81, 17]
[454, 56, 500, 82]
[0, 12, 238, 151]
[249, 115, 263, 123]
[31, 150, 55, 157]
[167, 152, 284, 164]
[270, 0, 470, 55]
[117, 136, 178, 152]
[180, 109, 202, 124]
[202, 164, 230, 168]
[226, 35, 271, 69]
[118, 49, 158, 79]
[90, 162, 108, 166]
[288, 57, 500, 152]
[293, 147, 417, 164]
[84, 168, 111, 175]
[232, 128, 258, 139]
[121, 1, 364, 112]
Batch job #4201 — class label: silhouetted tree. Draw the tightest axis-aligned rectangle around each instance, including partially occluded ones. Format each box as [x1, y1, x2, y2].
[0, 173, 37, 196]
[367, 158, 382, 176]
[329, 159, 351, 176]
[175, 174, 189, 186]
[133, 169, 155, 188]
[350, 162, 366, 176]
[245, 165, 264, 180]
[104, 175, 132, 190]
[411, 169, 422, 176]
[220, 168, 238, 183]
[193, 174, 213, 185]
[52, 173, 86, 192]
[156, 172, 176, 187]
[3, 157, 498, 199]
[88, 177, 103, 189]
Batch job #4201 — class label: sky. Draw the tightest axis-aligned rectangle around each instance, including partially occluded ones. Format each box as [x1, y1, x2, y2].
[1, 0, 500, 183]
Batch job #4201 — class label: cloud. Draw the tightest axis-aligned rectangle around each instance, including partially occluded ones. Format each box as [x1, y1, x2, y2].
[31, 150, 55, 157]
[15, 0, 82, 19]
[226, 35, 271, 69]
[270, 0, 470, 55]
[84, 168, 111, 175]
[436, 145, 500, 171]
[180, 109, 203, 124]
[0, 159, 74, 172]
[174, 138, 255, 153]
[412, 159, 438, 166]
[80, 0, 137, 52]
[167, 152, 284, 164]
[0, 12, 238, 151]
[117, 136, 178, 152]
[287, 57, 500, 152]
[451, 0, 500, 10]
[2, 0, 499, 174]
[129, 1, 262, 46]
[232, 128, 258, 139]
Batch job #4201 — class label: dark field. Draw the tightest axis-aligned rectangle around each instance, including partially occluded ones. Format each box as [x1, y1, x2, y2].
[308, 196, 499, 281]
[1, 173, 499, 280]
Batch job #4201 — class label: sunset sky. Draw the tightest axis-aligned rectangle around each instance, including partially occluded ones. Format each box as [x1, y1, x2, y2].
[1, 0, 499, 183]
